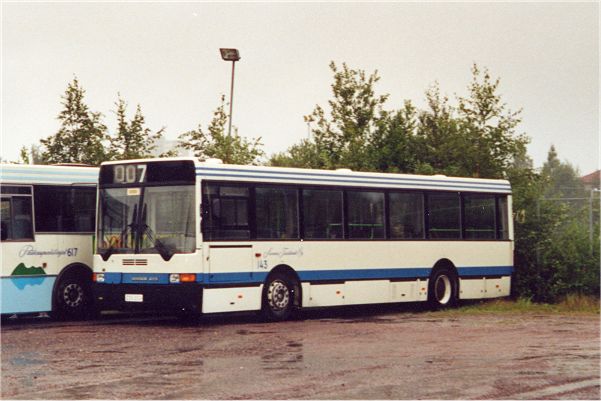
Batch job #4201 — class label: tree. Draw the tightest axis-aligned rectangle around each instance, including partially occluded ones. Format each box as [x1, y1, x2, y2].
[367, 101, 419, 173]
[510, 146, 599, 302]
[414, 83, 466, 176]
[303, 62, 390, 171]
[19, 145, 44, 164]
[456, 64, 529, 178]
[269, 139, 323, 168]
[179, 95, 264, 165]
[40, 77, 108, 165]
[541, 145, 586, 199]
[108, 94, 165, 160]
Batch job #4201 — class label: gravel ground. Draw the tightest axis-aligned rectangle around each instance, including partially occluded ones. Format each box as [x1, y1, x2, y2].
[1, 306, 599, 399]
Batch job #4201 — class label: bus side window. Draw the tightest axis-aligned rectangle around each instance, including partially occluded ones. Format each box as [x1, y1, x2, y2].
[1, 198, 11, 240]
[201, 184, 250, 240]
[1, 196, 34, 241]
[255, 187, 298, 240]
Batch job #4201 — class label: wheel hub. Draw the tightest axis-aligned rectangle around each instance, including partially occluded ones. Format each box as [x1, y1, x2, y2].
[434, 275, 452, 305]
[63, 283, 84, 308]
[268, 280, 290, 311]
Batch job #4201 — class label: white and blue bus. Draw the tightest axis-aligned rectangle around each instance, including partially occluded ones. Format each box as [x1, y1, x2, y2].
[93, 157, 513, 320]
[1, 164, 98, 319]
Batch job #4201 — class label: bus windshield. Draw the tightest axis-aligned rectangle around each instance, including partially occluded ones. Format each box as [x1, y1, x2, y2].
[97, 185, 196, 260]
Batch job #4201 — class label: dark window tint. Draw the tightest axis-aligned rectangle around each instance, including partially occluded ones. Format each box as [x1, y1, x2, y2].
[463, 194, 496, 239]
[1, 196, 34, 241]
[497, 196, 509, 240]
[347, 191, 385, 239]
[202, 184, 250, 240]
[255, 187, 298, 239]
[34, 186, 96, 232]
[428, 193, 460, 239]
[390, 192, 424, 239]
[1, 186, 32, 195]
[303, 189, 343, 239]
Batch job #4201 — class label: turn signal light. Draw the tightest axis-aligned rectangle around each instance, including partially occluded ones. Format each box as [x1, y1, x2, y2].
[169, 273, 197, 283]
[180, 273, 196, 282]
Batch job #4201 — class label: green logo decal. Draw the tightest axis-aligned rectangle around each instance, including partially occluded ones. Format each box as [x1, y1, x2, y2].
[11, 263, 46, 276]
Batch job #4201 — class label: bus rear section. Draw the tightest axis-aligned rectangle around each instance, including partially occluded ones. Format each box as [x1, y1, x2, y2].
[1, 164, 98, 319]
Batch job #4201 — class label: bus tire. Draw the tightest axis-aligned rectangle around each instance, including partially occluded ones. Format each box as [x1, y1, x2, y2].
[262, 272, 297, 321]
[428, 267, 458, 309]
[52, 271, 94, 320]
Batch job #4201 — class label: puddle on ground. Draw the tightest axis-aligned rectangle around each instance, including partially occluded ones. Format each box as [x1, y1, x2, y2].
[261, 341, 304, 371]
[11, 352, 44, 366]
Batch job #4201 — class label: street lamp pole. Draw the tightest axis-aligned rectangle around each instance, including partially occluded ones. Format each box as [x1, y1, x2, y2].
[219, 48, 241, 137]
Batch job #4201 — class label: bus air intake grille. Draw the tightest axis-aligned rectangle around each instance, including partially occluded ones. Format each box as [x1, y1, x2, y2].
[122, 259, 148, 266]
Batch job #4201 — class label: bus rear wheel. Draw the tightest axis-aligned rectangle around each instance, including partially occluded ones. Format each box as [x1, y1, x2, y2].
[428, 268, 458, 309]
[262, 273, 297, 321]
[52, 273, 93, 320]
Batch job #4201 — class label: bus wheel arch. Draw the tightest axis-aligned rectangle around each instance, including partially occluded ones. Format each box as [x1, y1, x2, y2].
[261, 265, 302, 321]
[428, 259, 459, 309]
[51, 263, 94, 320]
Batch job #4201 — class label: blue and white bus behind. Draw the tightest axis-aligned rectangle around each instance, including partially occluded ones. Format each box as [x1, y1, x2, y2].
[1, 164, 98, 319]
[93, 157, 513, 320]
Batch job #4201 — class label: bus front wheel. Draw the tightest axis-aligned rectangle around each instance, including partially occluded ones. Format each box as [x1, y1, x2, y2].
[262, 273, 297, 321]
[428, 268, 458, 309]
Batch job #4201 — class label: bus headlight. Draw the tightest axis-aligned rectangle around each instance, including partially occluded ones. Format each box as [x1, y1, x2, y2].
[94, 273, 105, 283]
[169, 274, 180, 283]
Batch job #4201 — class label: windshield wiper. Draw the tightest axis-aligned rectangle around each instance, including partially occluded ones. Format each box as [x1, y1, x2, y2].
[140, 203, 174, 261]
[101, 204, 138, 261]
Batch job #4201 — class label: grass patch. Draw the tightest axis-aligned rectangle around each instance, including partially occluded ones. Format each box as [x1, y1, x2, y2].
[429, 294, 600, 316]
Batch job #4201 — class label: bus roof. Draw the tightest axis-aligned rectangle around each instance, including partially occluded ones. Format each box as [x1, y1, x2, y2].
[0, 163, 99, 185]
[100, 157, 511, 194]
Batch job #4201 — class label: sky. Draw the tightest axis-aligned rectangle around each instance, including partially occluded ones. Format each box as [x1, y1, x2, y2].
[2, 1, 599, 174]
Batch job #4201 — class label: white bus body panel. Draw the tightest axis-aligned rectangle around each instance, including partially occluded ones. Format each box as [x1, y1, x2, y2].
[1, 235, 94, 314]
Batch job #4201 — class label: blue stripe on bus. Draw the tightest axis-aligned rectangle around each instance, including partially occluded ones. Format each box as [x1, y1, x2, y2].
[121, 273, 170, 285]
[457, 266, 514, 276]
[196, 166, 510, 188]
[102, 266, 513, 286]
[0, 276, 56, 314]
[195, 172, 510, 193]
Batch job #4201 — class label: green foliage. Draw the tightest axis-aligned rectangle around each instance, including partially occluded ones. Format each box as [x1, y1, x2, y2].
[108, 94, 165, 160]
[301, 62, 389, 170]
[456, 65, 528, 178]
[40, 77, 108, 165]
[541, 145, 586, 199]
[413, 65, 529, 178]
[429, 295, 599, 315]
[269, 139, 323, 168]
[274, 62, 528, 180]
[19, 145, 44, 164]
[511, 147, 599, 302]
[179, 95, 264, 165]
[414, 83, 466, 176]
[368, 101, 420, 173]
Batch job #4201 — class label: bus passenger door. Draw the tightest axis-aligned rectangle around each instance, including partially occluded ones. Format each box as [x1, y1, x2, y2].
[201, 183, 255, 284]
[207, 245, 254, 283]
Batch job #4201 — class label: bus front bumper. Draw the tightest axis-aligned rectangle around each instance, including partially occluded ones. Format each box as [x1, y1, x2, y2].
[93, 283, 203, 313]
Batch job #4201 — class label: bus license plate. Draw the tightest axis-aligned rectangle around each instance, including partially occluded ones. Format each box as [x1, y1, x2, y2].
[125, 294, 143, 303]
